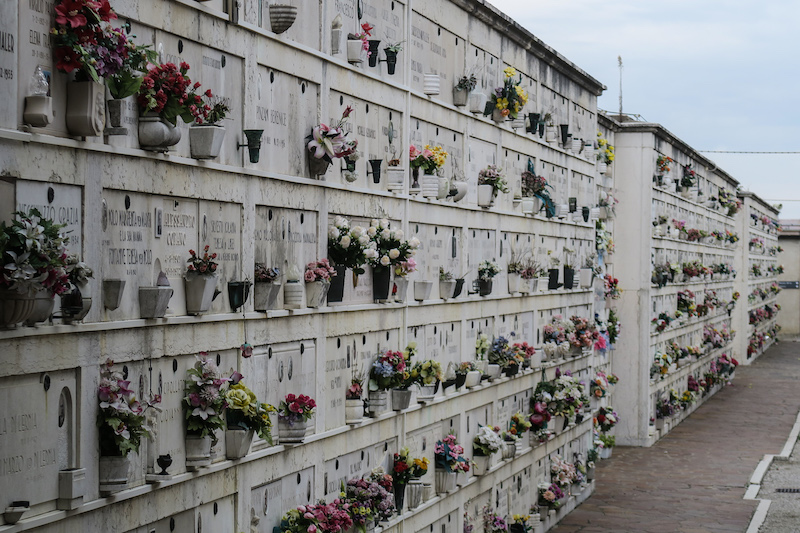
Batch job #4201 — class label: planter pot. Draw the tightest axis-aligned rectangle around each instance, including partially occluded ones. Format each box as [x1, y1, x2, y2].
[472, 454, 491, 476]
[407, 480, 424, 510]
[367, 40, 381, 67]
[453, 88, 469, 106]
[386, 168, 405, 191]
[439, 280, 456, 299]
[435, 470, 457, 494]
[327, 265, 347, 303]
[23, 94, 53, 127]
[98, 455, 130, 495]
[368, 390, 389, 417]
[393, 482, 407, 514]
[414, 280, 433, 301]
[437, 176, 449, 199]
[423, 73, 440, 95]
[486, 364, 501, 381]
[225, 428, 254, 459]
[452, 278, 465, 298]
[548, 269, 561, 290]
[492, 108, 506, 123]
[0, 288, 35, 328]
[477, 184, 495, 207]
[550, 415, 565, 434]
[227, 281, 251, 311]
[105, 97, 131, 134]
[66, 81, 105, 137]
[269, 4, 298, 33]
[254, 281, 281, 311]
[373, 268, 392, 302]
[393, 277, 409, 303]
[420, 173, 439, 198]
[478, 279, 493, 296]
[185, 434, 213, 469]
[392, 388, 413, 411]
[189, 124, 226, 159]
[504, 364, 520, 377]
[416, 383, 439, 402]
[521, 197, 535, 214]
[102, 279, 126, 311]
[278, 418, 309, 444]
[599, 447, 613, 459]
[184, 272, 218, 315]
[57, 468, 87, 510]
[346, 40, 366, 63]
[579, 269, 593, 288]
[138, 286, 173, 318]
[563, 267, 575, 289]
[138, 115, 181, 151]
[345, 398, 364, 424]
[450, 181, 468, 202]
[283, 281, 304, 309]
[507, 272, 522, 294]
[468, 92, 488, 114]
[305, 280, 330, 308]
[24, 291, 55, 326]
[598, 161, 608, 174]
[464, 370, 482, 388]
[308, 154, 332, 177]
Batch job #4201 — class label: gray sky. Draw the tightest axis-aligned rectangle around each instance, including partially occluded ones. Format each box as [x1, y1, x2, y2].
[488, 0, 800, 219]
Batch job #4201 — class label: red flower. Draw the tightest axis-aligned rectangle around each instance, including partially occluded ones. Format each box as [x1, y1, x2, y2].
[55, 46, 82, 73]
[96, 0, 117, 21]
[55, 0, 88, 28]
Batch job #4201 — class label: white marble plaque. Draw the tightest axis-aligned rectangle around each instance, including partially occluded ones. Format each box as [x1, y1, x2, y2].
[199, 200, 243, 313]
[467, 137, 497, 207]
[0, 369, 77, 507]
[254, 206, 319, 294]
[15, 181, 82, 252]
[199, 46, 243, 166]
[467, 227, 496, 289]
[508, 468, 532, 516]
[133, 510, 195, 533]
[409, 14, 463, 95]
[281, 466, 316, 508]
[251, 480, 282, 533]
[195, 495, 234, 533]
[0, 2, 17, 130]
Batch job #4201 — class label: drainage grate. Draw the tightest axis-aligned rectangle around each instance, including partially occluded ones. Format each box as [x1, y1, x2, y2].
[775, 488, 800, 493]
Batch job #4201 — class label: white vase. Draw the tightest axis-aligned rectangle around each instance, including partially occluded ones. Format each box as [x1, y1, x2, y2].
[579, 269, 593, 288]
[189, 124, 226, 159]
[225, 428, 254, 459]
[507, 272, 522, 294]
[368, 390, 389, 416]
[184, 272, 218, 315]
[138, 286, 173, 318]
[437, 176, 450, 199]
[477, 184, 494, 207]
[185, 434, 213, 469]
[254, 281, 281, 311]
[391, 388, 413, 410]
[278, 418, 309, 443]
[486, 364, 501, 381]
[472, 454, 491, 476]
[491, 108, 505, 123]
[439, 280, 456, 299]
[597, 161, 608, 174]
[305, 280, 329, 308]
[387, 167, 405, 191]
[345, 398, 364, 424]
[435, 470, 457, 494]
[451, 181, 468, 202]
[521, 198, 535, 214]
[346, 40, 366, 63]
[416, 384, 438, 402]
[283, 281, 304, 309]
[468, 92, 488, 114]
[394, 277, 409, 303]
[453, 88, 469, 106]
[420, 173, 439, 198]
[66, 81, 106, 137]
[550, 415, 565, 434]
[407, 480, 424, 509]
[465, 370, 482, 388]
[414, 280, 433, 301]
[98, 456, 131, 495]
[423, 74, 440, 95]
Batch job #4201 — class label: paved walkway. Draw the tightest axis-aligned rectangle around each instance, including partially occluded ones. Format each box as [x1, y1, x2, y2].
[554, 339, 800, 533]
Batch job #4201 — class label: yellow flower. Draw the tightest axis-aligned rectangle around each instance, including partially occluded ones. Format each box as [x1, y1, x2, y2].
[503, 66, 517, 78]
[226, 387, 251, 411]
[496, 97, 509, 110]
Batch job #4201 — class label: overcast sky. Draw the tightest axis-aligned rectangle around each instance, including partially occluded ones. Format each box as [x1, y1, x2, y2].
[488, 0, 800, 219]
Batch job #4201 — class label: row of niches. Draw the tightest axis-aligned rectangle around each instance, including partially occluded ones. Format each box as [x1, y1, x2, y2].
[749, 302, 780, 328]
[650, 248, 737, 288]
[747, 208, 780, 234]
[0, 336, 593, 523]
[650, 323, 737, 383]
[748, 326, 780, 361]
[746, 281, 782, 307]
[747, 238, 782, 256]
[651, 199, 737, 240]
[650, 288, 736, 334]
[747, 258, 783, 280]
[652, 156, 739, 215]
[1, 179, 600, 328]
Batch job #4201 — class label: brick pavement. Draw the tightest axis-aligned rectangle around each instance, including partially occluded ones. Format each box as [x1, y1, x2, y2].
[553, 340, 800, 533]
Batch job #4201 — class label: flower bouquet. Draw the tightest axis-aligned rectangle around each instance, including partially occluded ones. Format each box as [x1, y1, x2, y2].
[304, 258, 336, 307]
[327, 216, 369, 296]
[307, 105, 358, 176]
[224, 377, 276, 450]
[277, 393, 316, 442]
[538, 482, 565, 508]
[489, 66, 528, 120]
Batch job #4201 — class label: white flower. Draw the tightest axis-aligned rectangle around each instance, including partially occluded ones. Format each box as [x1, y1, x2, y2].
[380, 218, 389, 228]
[334, 216, 349, 229]
[351, 226, 365, 238]
[358, 235, 371, 246]
[364, 248, 378, 260]
[394, 229, 404, 240]
[370, 219, 379, 227]
[328, 226, 339, 240]
[408, 237, 421, 248]
[368, 226, 378, 237]
[380, 255, 391, 266]
[340, 235, 351, 248]
[381, 228, 392, 240]
[389, 248, 400, 259]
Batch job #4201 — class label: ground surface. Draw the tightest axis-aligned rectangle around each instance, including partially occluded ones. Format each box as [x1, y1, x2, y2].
[552, 339, 800, 533]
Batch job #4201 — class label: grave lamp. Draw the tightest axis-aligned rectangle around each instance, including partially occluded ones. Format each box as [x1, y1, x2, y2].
[23, 66, 53, 128]
[238, 129, 264, 163]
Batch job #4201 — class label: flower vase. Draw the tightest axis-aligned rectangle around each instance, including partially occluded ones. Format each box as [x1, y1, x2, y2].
[327, 265, 347, 303]
[468, 92, 488, 114]
[387, 167, 405, 192]
[597, 161, 608, 174]
[472, 454, 491, 476]
[477, 184, 495, 207]
[491, 108, 505, 123]
[373, 267, 392, 302]
[453, 88, 469, 106]
[105, 97, 131, 134]
[305, 280, 330, 308]
[413, 280, 433, 301]
[346, 40, 366, 63]
[391, 388, 413, 410]
[269, 4, 298, 33]
[550, 415, 565, 434]
[579, 268, 593, 288]
[189, 124, 226, 159]
[416, 383, 439, 402]
[393, 482, 407, 513]
[437, 176, 449, 199]
[439, 280, 456, 299]
[138, 115, 181, 151]
[225, 428, 254, 459]
[486, 364, 501, 381]
[184, 434, 213, 469]
[283, 281, 304, 309]
[407, 480, 424, 510]
[368, 390, 389, 417]
[420, 173, 439, 198]
[345, 398, 364, 424]
[138, 286, 173, 318]
[393, 277, 409, 303]
[24, 291, 55, 326]
[435, 469, 457, 494]
[308, 155, 332, 178]
[254, 281, 281, 311]
[563, 267, 575, 290]
[278, 417, 309, 444]
[521, 198, 535, 214]
[98, 455, 131, 495]
[478, 279, 493, 296]
[0, 288, 36, 328]
[507, 272, 522, 294]
[184, 272, 218, 315]
[464, 370, 482, 388]
[66, 81, 105, 137]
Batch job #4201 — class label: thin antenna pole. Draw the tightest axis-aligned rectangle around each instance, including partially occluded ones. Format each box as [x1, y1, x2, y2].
[618, 55, 623, 117]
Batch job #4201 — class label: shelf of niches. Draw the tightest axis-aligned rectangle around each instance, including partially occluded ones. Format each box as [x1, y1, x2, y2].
[649, 277, 737, 301]
[746, 294, 779, 312]
[651, 234, 738, 257]
[648, 378, 724, 445]
[648, 342, 734, 396]
[750, 316, 779, 335]
[651, 186, 737, 224]
[649, 309, 731, 342]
